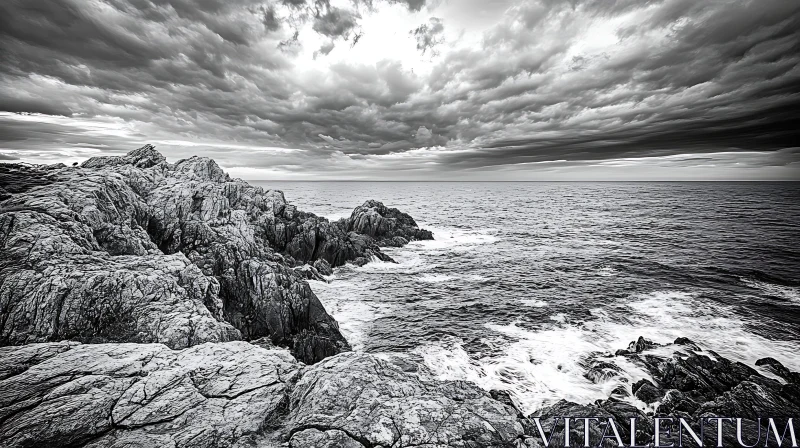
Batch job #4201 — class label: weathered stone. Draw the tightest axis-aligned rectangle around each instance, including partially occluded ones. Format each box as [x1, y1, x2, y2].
[0, 343, 529, 448]
[632, 378, 662, 404]
[0, 145, 432, 364]
[344, 199, 433, 245]
[0, 341, 300, 448]
[285, 352, 524, 447]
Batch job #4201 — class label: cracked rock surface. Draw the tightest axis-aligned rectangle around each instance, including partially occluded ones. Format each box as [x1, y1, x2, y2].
[0, 342, 525, 448]
[0, 144, 432, 364]
[285, 352, 524, 447]
[0, 341, 299, 447]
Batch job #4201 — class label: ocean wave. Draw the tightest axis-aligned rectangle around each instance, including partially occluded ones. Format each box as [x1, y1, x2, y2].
[355, 250, 433, 274]
[410, 225, 499, 252]
[417, 273, 489, 283]
[519, 299, 547, 307]
[308, 278, 393, 351]
[741, 277, 800, 303]
[414, 290, 800, 415]
[413, 331, 652, 416]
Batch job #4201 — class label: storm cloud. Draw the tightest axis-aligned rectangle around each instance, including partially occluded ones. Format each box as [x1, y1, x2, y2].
[0, 0, 798, 179]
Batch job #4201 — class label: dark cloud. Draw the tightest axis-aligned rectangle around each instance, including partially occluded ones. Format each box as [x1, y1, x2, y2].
[261, 5, 282, 32]
[0, 0, 798, 179]
[314, 41, 336, 58]
[312, 7, 360, 39]
[411, 17, 444, 55]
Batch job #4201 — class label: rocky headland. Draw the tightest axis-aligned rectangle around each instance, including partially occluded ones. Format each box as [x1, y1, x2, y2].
[1, 146, 798, 447]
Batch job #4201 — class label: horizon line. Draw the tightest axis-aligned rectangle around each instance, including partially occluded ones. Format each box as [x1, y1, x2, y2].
[244, 179, 800, 182]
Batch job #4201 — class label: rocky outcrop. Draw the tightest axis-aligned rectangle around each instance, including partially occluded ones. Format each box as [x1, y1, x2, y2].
[0, 342, 524, 448]
[285, 352, 524, 447]
[524, 337, 800, 447]
[345, 199, 433, 247]
[0, 144, 432, 364]
[5, 336, 797, 448]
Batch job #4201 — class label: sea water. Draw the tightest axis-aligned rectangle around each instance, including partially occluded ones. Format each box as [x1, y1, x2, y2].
[253, 181, 800, 415]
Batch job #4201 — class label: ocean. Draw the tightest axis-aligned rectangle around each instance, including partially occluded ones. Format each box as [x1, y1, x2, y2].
[252, 181, 800, 415]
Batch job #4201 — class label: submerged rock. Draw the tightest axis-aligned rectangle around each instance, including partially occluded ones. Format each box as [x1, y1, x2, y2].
[0, 144, 431, 364]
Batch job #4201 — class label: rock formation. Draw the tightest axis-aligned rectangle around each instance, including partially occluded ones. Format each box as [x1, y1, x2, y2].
[0, 341, 524, 447]
[0, 144, 432, 364]
[2, 145, 799, 447]
[523, 337, 800, 447]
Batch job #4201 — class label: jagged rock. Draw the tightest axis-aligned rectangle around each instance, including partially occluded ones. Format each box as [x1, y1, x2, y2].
[602, 337, 799, 446]
[81, 143, 166, 169]
[526, 398, 651, 448]
[756, 357, 800, 383]
[285, 352, 524, 447]
[293, 263, 327, 282]
[528, 336, 800, 446]
[581, 357, 623, 384]
[344, 199, 433, 246]
[655, 389, 700, 415]
[313, 258, 332, 276]
[673, 337, 700, 350]
[0, 341, 301, 448]
[0, 342, 528, 448]
[632, 378, 662, 404]
[629, 336, 659, 353]
[0, 250, 240, 348]
[0, 145, 431, 364]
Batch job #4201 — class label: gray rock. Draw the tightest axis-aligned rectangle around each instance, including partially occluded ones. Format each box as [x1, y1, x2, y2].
[294, 264, 328, 282]
[756, 356, 800, 383]
[313, 258, 333, 276]
[0, 341, 300, 448]
[0, 144, 432, 364]
[285, 351, 524, 447]
[344, 199, 434, 245]
[0, 342, 528, 448]
[628, 336, 659, 353]
[632, 378, 662, 404]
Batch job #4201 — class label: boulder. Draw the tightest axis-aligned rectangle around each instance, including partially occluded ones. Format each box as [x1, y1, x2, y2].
[285, 352, 524, 447]
[344, 199, 433, 245]
[632, 379, 662, 404]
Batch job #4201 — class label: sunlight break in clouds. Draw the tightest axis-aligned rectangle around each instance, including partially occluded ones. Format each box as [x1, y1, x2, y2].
[0, 0, 799, 179]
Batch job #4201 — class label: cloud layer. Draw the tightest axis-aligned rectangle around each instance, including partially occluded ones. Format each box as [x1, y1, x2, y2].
[1, 0, 798, 179]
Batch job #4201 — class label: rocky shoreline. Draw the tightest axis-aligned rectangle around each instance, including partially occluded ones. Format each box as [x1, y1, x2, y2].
[1, 146, 798, 447]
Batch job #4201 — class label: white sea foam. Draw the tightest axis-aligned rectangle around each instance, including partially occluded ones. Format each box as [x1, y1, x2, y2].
[308, 278, 393, 351]
[323, 212, 350, 222]
[417, 273, 489, 284]
[355, 250, 432, 274]
[596, 266, 619, 277]
[410, 225, 498, 252]
[414, 290, 800, 415]
[520, 299, 547, 307]
[417, 273, 457, 283]
[741, 277, 800, 303]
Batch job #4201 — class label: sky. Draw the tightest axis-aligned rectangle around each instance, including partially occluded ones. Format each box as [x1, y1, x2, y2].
[0, 0, 799, 180]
